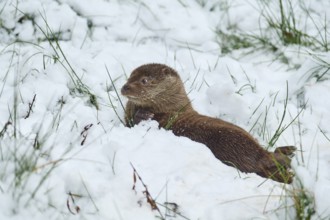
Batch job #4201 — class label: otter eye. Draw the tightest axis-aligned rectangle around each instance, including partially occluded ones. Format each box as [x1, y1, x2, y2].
[140, 77, 149, 85]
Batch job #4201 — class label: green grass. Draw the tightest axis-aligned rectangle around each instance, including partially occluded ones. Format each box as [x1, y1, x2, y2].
[216, 30, 253, 54]
[246, 80, 316, 218]
[260, 0, 311, 47]
[15, 8, 100, 110]
[0, 6, 92, 213]
[2, 6, 100, 111]
[105, 65, 126, 126]
[290, 179, 316, 220]
[214, 0, 330, 65]
[304, 51, 330, 82]
[1, 82, 56, 209]
[268, 82, 305, 148]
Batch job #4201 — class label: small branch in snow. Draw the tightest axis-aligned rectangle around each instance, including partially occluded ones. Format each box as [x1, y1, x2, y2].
[67, 192, 81, 215]
[130, 163, 164, 219]
[80, 123, 93, 145]
[0, 121, 11, 137]
[24, 94, 36, 119]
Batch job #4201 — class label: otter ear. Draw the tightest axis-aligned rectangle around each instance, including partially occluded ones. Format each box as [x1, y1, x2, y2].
[161, 67, 171, 75]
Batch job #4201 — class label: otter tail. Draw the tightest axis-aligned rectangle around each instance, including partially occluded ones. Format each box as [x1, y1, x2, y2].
[258, 146, 296, 183]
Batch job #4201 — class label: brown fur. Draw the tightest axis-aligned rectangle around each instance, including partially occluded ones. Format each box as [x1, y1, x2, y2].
[121, 63, 295, 183]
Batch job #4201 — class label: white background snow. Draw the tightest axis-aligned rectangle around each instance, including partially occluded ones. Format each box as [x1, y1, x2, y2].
[0, 0, 330, 219]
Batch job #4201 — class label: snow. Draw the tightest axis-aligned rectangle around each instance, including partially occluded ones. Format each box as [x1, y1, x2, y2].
[0, 0, 330, 219]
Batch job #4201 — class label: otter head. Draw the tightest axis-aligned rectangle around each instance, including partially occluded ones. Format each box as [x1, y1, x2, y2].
[121, 63, 190, 110]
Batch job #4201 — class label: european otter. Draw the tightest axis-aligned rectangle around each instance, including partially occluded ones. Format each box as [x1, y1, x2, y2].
[121, 63, 295, 183]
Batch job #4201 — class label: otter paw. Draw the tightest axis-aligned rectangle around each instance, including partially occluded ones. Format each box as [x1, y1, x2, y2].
[271, 167, 294, 184]
[134, 109, 155, 124]
[275, 146, 296, 158]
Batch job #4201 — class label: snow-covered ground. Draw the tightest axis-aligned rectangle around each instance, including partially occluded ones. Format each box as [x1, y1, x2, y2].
[0, 0, 329, 219]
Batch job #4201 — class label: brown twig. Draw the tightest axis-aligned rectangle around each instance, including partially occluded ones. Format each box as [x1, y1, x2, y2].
[0, 121, 11, 137]
[158, 202, 191, 220]
[130, 163, 164, 219]
[67, 192, 81, 215]
[24, 94, 36, 119]
[80, 123, 93, 145]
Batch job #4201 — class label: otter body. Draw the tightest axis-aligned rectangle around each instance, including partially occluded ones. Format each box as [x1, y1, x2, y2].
[121, 64, 295, 183]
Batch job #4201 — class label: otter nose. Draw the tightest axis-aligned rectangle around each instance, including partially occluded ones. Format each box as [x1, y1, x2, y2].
[121, 84, 130, 94]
